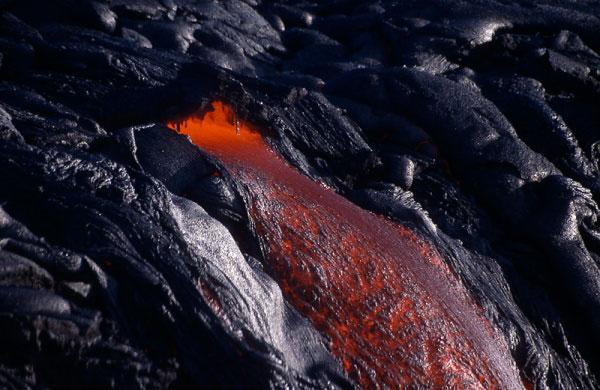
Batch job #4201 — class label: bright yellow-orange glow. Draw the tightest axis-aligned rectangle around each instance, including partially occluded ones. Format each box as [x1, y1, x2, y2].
[167, 102, 521, 389]
[168, 101, 263, 154]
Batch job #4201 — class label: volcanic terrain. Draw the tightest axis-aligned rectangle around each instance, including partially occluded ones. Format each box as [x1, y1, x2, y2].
[1, 0, 600, 389]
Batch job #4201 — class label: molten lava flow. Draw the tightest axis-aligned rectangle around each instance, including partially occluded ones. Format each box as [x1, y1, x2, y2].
[167, 102, 522, 389]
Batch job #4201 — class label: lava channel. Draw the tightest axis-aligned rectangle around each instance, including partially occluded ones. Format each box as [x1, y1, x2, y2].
[167, 101, 522, 389]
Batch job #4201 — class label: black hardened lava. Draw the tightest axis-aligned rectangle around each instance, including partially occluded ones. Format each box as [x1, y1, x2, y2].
[1, 0, 600, 388]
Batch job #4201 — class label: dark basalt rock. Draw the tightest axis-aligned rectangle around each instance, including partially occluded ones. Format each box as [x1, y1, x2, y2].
[0, 138, 349, 389]
[0, 105, 20, 141]
[120, 27, 153, 49]
[0, 0, 599, 388]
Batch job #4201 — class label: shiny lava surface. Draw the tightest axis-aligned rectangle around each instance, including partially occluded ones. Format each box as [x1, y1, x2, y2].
[167, 102, 522, 389]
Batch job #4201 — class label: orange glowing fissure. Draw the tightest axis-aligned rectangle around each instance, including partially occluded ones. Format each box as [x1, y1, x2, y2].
[167, 102, 522, 389]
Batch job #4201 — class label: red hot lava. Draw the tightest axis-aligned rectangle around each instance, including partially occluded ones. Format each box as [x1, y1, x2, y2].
[167, 102, 522, 389]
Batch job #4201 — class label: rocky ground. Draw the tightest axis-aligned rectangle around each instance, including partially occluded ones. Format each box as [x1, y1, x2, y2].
[0, 0, 600, 388]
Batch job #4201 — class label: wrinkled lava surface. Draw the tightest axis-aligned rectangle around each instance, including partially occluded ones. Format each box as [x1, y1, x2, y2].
[2, 0, 600, 388]
[168, 102, 521, 388]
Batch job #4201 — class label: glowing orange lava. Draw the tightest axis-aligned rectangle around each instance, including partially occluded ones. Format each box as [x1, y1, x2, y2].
[167, 102, 522, 389]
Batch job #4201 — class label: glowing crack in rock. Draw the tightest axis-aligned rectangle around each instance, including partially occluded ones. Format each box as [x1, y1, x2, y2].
[167, 101, 522, 389]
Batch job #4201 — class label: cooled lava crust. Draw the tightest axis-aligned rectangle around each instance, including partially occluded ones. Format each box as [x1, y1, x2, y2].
[1, 0, 600, 389]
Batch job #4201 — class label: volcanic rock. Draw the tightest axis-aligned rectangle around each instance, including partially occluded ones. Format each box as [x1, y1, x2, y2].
[0, 0, 599, 388]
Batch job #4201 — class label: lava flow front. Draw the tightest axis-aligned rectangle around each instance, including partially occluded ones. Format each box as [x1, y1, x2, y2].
[167, 102, 522, 389]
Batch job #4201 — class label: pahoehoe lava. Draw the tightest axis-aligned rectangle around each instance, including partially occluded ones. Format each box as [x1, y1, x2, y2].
[168, 101, 522, 388]
[1, 0, 600, 389]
